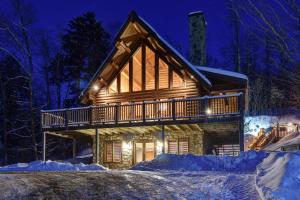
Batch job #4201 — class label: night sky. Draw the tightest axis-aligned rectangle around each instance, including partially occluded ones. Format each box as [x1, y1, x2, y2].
[3, 0, 229, 64]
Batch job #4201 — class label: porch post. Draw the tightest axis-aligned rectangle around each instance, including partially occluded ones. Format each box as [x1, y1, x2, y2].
[239, 93, 245, 152]
[43, 131, 46, 162]
[95, 129, 100, 164]
[72, 139, 77, 159]
[162, 125, 165, 154]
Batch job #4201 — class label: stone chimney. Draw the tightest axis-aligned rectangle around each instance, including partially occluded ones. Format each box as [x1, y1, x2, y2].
[188, 11, 206, 66]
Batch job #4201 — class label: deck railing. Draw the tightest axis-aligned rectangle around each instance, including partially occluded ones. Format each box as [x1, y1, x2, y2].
[41, 93, 243, 129]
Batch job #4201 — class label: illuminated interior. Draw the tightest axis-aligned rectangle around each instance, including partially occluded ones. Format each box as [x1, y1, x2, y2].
[132, 47, 142, 92]
[107, 44, 186, 94]
[145, 46, 155, 90]
[172, 71, 184, 88]
[108, 78, 117, 94]
[159, 58, 169, 89]
[120, 63, 129, 93]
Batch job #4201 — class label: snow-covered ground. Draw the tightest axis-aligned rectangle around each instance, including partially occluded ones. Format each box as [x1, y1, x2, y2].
[0, 170, 259, 199]
[0, 151, 299, 199]
[132, 151, 267, 172]
[256, 151, 300, 200]
[0, 160, 105, 172]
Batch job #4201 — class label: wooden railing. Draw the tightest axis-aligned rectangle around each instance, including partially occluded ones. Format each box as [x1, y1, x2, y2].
[41, 93, 243, 129]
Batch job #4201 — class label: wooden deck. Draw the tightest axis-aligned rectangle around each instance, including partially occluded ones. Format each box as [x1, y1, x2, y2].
[41, 93, 244, 131]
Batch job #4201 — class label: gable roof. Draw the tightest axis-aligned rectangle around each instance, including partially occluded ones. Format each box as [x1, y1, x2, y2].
[196, 66, 248, 81]
[80, 11, 212, 103]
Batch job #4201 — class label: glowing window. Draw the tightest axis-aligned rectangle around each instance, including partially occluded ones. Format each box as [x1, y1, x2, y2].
[145, 47, 155, 90]
[132, 47, 142, 92]
[108, 78, 117, 94]
[172, 71, 184, 88]
[159, 58, 169, 89]
[120, 63, 129, 93]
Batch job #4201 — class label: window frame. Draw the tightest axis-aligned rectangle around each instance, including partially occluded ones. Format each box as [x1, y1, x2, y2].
[167, 138, 189, 155]
[104, 140, 122, 163]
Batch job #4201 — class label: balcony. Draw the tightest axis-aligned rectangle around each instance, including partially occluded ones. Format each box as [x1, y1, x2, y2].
[41, 93, 244, 131]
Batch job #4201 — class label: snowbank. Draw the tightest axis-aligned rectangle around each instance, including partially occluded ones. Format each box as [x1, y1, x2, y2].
[256, 151, 300, 200]
[131, 151, 267, 172]
[264, 132, 300, 151]
[0, 160, 106, 172]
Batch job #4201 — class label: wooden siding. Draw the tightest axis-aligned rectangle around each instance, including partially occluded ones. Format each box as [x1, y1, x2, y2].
[94, 77, 201, 105]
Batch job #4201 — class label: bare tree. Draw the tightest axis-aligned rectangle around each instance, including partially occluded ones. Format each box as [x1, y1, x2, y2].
[0, 0, 39, 160]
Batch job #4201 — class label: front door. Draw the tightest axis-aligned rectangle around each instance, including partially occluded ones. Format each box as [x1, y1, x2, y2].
[134, 141, 155, 164]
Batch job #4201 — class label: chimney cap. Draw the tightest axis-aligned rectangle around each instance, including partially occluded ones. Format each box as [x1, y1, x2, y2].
[188, 11, 204, 17]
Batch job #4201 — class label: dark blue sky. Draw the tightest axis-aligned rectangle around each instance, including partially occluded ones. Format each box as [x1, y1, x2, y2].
[32, 0, 229, 60]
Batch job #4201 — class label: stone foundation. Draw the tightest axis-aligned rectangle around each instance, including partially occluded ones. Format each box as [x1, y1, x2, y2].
[93, 129, 204, 169]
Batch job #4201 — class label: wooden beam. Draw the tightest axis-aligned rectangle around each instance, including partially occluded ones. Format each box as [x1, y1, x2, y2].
[43, 132, 46, 162]
[162, 125, 165, 154]
[72, 139, 77, 159]
[132, 22, 146, 34]
[47, 131, 74, 140]
[116, 40, 131, 53]
[95, 129, 100, 164]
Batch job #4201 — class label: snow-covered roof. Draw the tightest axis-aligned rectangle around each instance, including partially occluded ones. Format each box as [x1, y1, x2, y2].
[188, 11, 204, 16]
[195, 66, 248, 81]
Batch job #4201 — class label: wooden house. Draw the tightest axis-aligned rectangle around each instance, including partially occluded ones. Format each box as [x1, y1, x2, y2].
[41, 11, 248, 168]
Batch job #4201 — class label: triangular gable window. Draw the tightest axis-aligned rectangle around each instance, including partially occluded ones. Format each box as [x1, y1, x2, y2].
[108, 78, 117, 94]
[120, 63, 130, 93]
[132, 47, 142, 92]
[172, 71, 184, 88]
[107, 43, 186, 94]
[145, 46, 155, 90]
[159, 58, 169, 89]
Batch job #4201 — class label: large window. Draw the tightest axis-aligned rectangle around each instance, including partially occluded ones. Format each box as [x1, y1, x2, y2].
[107, 44, 184, 94]
[145, 46, 155, 90]
[120, 63, 129, 93]
[159, 58, 169, 89]
[168, 139, 189, 155]
[132, 47, 142, 92]
[108, 78, 117, 94]
[105, 141, 122, 163]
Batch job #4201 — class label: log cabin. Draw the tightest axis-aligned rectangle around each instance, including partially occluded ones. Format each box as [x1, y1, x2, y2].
[41, 11, 248, 169]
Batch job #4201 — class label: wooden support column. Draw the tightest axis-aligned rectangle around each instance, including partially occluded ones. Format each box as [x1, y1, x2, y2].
[72, 139, 77, 159]
[95, 129, 100, 164]
[162, 124, 165, 154]
[239, 93, 245, 152]
[43, 132, 47, 162]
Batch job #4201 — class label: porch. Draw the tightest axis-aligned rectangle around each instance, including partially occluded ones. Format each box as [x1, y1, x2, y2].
[41, 93, 244, 131]
[41, 93, 244, 166]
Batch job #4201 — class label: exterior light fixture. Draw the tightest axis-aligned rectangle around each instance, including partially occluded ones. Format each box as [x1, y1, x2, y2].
[156, 141, 163, 152]
[190, 75, 194, 79]
[122, 141, 132, 151]
[206, 108, 212, 115]
[93, 84, 99, 91]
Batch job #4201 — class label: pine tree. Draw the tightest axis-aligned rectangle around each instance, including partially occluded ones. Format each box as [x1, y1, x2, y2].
[62, 12, 110, 105]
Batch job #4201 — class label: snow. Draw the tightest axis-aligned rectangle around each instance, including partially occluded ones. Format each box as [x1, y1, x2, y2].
[256, 151, 300, 200]
[131, 151, 268, 172]
[196, 66, 248, 80]
[264, 132, 300, 151]
[76, 147, 93, 159]
[0, 170, 260, 199]
[0, 160, 106, 172]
